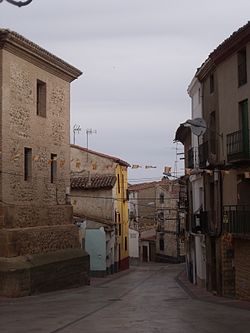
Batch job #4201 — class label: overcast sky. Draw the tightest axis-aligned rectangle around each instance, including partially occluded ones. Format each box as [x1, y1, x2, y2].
[1, 0, 250, 183]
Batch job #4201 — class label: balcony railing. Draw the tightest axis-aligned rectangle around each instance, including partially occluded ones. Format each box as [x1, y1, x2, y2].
[198, 141, 209, 168]
[223, 205, 250, 234]
[227, 130, 250, 162]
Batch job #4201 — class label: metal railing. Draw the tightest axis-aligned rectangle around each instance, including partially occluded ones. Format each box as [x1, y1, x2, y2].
[223, 205, 250, 234]
[227, 130, 250, 162]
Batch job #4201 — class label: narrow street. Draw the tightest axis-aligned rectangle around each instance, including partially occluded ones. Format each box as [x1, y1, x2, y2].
[0, 263, 249, 333]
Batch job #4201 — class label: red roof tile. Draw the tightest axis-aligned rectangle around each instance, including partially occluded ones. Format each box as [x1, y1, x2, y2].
[71, 175, 116, 190]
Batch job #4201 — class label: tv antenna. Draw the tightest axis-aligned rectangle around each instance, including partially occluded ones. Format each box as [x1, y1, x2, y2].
[73, 124, 81, 144]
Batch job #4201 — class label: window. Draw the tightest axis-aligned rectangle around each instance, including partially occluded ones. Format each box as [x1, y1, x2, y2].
[125, 236, 127, 251]
[24, 147, 32, 181]
[51, 153, 57, 183]
[209, 111, 216, 154]
[37, 80, 46, 117]
[210, 74, 214, 93]
[122, 174, 125, 199]
[119, 223, 122, 236]
[239, 100, 249, 156]
[238, 48, 247, 86]
[159, 193, 164, 204]
[117, 174, 120, 193]
[159, 238, 164, 251]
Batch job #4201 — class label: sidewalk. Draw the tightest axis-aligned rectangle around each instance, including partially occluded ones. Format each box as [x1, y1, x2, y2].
[176, 270, 250, 311]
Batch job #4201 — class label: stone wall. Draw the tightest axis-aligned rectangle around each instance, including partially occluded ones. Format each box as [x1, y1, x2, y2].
[71, 147, 116, 178]
[220, 234, 235, 297]
[71, 188, 113, 222]
[234, 238, 250, 300]
[1, 50, 71, 222]
[0, 35, 89, 297]
[0, 249, 89, 297]
[0, 225, 80, 257]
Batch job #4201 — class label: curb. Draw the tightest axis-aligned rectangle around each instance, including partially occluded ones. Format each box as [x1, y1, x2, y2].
[175, 270, 250, 311]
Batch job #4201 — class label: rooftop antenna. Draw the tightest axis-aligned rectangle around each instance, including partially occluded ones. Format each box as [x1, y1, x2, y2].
[86, 128, 97, 151]
[86, 128, 97, 162]
[73, 124, 81, 144]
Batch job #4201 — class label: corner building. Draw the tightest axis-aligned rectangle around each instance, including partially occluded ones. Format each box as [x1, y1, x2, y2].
[0, 29, 89, 297]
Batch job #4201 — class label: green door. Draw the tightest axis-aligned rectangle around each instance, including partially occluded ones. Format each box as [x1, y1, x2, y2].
[240, 100, 249, 158]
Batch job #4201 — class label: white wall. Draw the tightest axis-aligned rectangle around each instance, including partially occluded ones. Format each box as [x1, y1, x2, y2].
[129, 228, 139, 258]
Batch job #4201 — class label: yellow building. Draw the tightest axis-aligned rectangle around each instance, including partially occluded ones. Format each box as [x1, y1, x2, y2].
[70, 145, 130, 272]
[114, 163, 129, 270]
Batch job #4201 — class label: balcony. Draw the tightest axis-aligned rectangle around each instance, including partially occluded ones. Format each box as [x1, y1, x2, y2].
[227, 130, 250, 162]
[198, 141, 209, 168]
[223, 205, 250, 234]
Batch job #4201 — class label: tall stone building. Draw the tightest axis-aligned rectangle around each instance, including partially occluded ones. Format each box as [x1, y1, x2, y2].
[0, 29, 89, 297]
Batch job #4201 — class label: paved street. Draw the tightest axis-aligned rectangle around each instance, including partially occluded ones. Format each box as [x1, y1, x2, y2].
[0, 263, 250, 333]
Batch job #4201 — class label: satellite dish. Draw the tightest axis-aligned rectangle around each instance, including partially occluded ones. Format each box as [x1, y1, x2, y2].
[181, 118, 207, 136]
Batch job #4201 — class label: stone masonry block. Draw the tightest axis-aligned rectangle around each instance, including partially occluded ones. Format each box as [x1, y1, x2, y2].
[0, 225, 80, 257]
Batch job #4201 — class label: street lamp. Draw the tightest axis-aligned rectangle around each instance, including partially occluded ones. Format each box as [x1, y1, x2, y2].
[0, 0, 33, 7]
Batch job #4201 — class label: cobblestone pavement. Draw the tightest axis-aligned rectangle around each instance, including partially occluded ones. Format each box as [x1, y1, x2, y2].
[0, 263, 250, 333]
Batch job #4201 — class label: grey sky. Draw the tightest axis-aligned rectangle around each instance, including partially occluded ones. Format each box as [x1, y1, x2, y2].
[1, 0, 250, 182]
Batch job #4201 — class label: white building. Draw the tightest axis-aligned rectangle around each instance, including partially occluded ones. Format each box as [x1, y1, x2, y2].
[187, 75, 206, 287]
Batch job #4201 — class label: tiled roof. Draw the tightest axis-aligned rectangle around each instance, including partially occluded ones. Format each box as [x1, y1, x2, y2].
[197, 21, 250, 80]
[71, 175, 116, 190]
[71, 144, 130, 167]
[209, 21, 250, 62]
[0, 29, 82, 81]
[128, 181, 158, 191]
[129, 179, 178, 192]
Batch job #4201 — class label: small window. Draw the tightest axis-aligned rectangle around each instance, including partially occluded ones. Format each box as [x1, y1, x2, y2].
[159, 238, 164, 251]
[159, 193, 164, 204]
[125, 236, 127, 251]
[37, 80, 46, 117]
[238, 48, 247, 86]
[24, 147, 32, 181]
[210, 74, 214, 93]
[117, 174, 120, 193]
[51, 153, 57, 183]
[119, 223, 122, 236]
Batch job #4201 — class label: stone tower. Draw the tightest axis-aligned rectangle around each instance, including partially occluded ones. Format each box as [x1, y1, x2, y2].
[0, 29, 89, 297]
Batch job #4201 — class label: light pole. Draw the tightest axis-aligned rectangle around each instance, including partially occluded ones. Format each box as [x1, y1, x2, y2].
[0, 0, 33, 7]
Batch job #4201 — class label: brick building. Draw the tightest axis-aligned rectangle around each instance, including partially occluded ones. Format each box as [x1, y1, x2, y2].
[0, 29, 89, 297]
